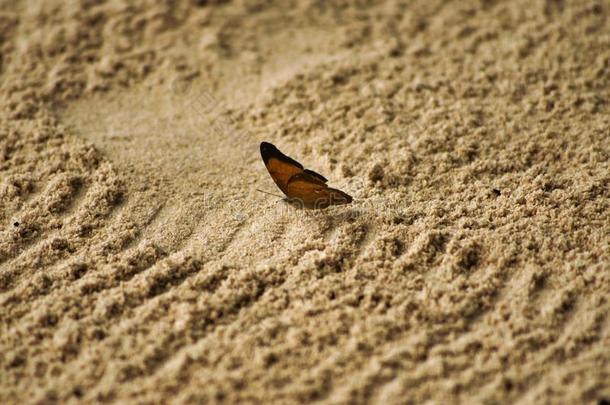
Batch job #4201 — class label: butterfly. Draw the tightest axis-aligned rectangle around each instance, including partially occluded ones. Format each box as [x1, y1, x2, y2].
[260, 141, 353, 209]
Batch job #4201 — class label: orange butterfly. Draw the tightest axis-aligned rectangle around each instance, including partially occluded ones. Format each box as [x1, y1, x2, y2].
[260, 142, 352, 209]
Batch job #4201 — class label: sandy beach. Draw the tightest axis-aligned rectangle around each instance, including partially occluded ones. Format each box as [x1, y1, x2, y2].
[1, 0, 609, 403]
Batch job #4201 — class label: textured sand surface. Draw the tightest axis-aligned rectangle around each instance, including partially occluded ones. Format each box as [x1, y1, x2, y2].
[1, 0, 609, 403]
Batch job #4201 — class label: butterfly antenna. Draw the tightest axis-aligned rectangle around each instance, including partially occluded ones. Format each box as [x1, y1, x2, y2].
[256, 189, 283, 199]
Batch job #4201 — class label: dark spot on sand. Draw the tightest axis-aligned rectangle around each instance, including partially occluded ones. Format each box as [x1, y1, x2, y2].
[73, 387, 83, 398]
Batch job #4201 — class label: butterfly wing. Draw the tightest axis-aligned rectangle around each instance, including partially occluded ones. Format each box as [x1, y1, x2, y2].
[286, 172, 352, 209]
[260, 141, 352, 209]
[303, 169, 328, 183]
[260, 142, 304, 195]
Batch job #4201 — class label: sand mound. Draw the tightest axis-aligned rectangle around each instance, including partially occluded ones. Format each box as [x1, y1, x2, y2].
[1, 0, 609, 403]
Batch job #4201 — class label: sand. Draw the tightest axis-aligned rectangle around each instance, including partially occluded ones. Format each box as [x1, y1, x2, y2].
[1, 0, 609, 403]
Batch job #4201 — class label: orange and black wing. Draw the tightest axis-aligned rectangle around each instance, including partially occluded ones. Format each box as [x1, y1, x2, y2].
[260, 141, 352, 209]
[286, 172, 352, 209]
[302, 169, 328, 183]
[260, 141, 304, 195]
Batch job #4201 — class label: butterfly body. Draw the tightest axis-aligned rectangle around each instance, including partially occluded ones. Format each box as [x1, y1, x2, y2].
[260, 142, 352, 209]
